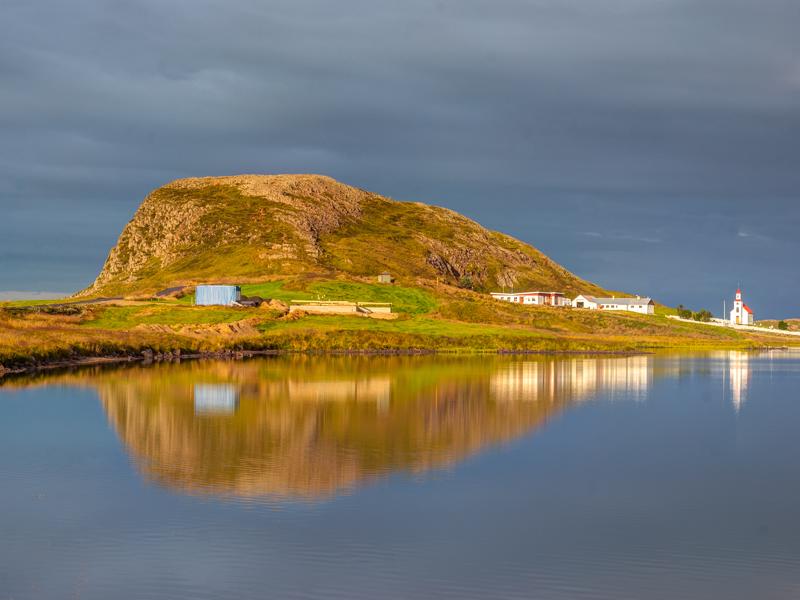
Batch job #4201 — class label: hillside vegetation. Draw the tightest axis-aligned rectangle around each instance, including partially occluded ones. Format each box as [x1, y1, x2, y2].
[3, 278, 798, 374]
[79, 174, 609, 298]
[2, 174, 798, 374]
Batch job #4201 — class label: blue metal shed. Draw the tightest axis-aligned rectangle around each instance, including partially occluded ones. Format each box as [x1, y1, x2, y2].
[195, 285, 241, 306]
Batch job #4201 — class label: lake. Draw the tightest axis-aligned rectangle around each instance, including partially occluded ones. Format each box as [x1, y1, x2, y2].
[2, 351, 800, 599]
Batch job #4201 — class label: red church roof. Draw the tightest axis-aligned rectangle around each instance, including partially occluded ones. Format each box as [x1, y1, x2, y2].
[743, 304, 753, 314]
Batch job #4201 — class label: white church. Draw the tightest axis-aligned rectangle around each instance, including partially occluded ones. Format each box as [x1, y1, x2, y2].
[729, 288, 755, 326]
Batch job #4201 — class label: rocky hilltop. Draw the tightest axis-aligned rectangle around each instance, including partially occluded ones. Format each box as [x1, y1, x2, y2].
[82, 174, 607, 296]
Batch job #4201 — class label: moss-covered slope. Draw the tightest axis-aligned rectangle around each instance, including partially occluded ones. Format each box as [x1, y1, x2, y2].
[80, 174, 609, 297]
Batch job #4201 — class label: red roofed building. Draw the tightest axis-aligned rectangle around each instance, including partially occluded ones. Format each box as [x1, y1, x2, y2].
[730, 288, 755, 325]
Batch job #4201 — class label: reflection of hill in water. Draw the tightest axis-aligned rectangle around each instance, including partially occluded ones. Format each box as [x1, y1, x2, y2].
[94, 356, 654, 500]
[3, 355, 655, 501]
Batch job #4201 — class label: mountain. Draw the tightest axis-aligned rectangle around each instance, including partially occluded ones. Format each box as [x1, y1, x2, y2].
[81, 174, 609, 297]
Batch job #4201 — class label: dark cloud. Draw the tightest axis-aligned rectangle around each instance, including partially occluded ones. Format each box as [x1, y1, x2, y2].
[1, 0, 798, 316]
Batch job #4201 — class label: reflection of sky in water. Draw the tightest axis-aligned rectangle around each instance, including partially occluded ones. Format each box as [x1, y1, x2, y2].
[3, 351, 800, 600]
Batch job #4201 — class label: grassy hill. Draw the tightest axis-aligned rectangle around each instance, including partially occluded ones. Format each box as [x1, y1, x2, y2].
[79, 174, 610, 298]
[3, 174, 799, 375]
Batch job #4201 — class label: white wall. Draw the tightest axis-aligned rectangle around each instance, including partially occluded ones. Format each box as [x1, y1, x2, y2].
[730, 301, 754, 325]
[574, 297, 654, 314]
[572, 296, 598, 310]
[599, 303, 654, 314]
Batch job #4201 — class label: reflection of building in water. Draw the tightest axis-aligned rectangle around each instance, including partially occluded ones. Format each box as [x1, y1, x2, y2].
[90, 359, 588, 502]
[194, 384, 239, 415]
[491, 356, 652, 404]
[17, 355, 659, 502]
[728, 352, 750, 412]
[286, 378, 391, 411]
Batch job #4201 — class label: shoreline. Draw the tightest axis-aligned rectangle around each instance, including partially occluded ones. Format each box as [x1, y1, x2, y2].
[0, 349, 281, 379]
[0, 347, 654, 379]
[1, 344, 792, 381]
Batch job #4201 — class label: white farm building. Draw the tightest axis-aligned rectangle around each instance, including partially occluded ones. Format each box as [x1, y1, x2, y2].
[490, 291, 571, 307]
[572, 295, 655, 315]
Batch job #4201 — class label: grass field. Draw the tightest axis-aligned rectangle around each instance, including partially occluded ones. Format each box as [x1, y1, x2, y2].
[82, 305, 251, 329]
[176, 280, 439, 315]
[1, 298, 69, 308]
[3, 276, 798, 374]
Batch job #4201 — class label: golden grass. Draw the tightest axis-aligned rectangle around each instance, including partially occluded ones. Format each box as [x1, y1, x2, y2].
[2, 286, 797, 374]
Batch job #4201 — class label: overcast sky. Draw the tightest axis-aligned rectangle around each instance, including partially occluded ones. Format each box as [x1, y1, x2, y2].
[2, 0, 798, 316]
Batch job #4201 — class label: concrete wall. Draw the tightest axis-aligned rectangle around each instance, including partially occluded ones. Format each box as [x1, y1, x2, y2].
[289, 304, 359, 314]
[288, 302, 393, 315]
[364, 305, 392, 314]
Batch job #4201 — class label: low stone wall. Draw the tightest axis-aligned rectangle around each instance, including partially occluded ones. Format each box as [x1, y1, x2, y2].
[289, 304, 358, 314]
[364, 305, 392, 314]
[288, 301, 394, 317]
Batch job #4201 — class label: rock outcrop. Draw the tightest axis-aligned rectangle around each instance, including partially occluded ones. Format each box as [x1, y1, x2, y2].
[81, 174, 606, 297]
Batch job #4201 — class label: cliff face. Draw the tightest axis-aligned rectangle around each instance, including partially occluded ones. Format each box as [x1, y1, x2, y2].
[81, 174, 605, 296]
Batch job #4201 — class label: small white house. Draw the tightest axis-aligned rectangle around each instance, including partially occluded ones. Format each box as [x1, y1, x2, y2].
[572, 295, 655, 315]
[729, 288, 754, 325]
[490, 291, 570, 307]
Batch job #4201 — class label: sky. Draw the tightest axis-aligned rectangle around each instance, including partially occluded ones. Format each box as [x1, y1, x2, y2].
[1, 0, 798, 317]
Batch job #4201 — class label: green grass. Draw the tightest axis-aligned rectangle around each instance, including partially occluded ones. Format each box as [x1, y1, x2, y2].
[259, 314, 517, 337]
[3, 297, 799, 372]
[179, 280, 438, 315]
[6, 271, 800, 373]
[303, 282, 437, 314]
[240, 280, 315, 302]
[104, 282, 780, 349]
[82, 304, 251, 330]
[175, 280, 309, 304]
[0, 298, 69, 308]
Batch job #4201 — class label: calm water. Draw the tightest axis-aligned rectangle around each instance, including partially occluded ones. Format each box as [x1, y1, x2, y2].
[2, 352, 800, 599]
